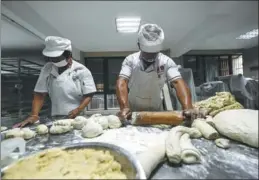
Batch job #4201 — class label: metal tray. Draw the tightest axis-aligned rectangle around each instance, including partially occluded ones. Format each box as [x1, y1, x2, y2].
[1, 142, 146, 179]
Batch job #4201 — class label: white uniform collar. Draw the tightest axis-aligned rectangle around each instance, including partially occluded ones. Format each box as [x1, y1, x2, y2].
[51, 60, 74, 77]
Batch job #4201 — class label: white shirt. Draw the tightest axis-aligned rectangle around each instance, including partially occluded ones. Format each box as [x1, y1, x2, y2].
[34, 60, 96, 116]
[119, 51, 182, 85]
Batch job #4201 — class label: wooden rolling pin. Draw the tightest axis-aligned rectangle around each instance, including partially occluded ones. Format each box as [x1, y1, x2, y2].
[131, 111, 184, 125]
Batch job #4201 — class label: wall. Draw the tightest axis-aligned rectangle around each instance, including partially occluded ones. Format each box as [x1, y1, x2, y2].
[242, 45, 258, 79]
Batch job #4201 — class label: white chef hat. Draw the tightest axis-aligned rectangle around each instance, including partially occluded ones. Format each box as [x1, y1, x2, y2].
[138, 24, 164, 53]
[42, 36, 72, 57]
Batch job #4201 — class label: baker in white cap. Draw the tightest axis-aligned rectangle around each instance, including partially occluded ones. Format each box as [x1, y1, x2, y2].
[14, 36, 96, 128]
[116, 24, 196, 121]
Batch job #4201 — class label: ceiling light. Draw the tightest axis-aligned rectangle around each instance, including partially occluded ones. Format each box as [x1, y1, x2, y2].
[236, 29, 258, 40]
[116, 17, 141, 33]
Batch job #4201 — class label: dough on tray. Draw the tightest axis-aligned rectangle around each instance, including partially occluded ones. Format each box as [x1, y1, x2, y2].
[53, 119, 74, 126]
[81, 121, 103, 138]
[180, 133, 201, 164]
[21, 128, 36, 140]
[49, 125, 72, 134]
[107, 115, 122, 129]
[215, 138, 230, 149]
[5, 128, 24, 139]
[192, 118, 219, 140]
[36, 124, 49, 135]
[213, 109, 258, 148]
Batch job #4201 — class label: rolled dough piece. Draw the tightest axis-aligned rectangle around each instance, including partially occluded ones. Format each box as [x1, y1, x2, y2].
[215, 138, 230, 149]
[107, 115, 122, 129]
[213, 109, 258, 148]
[205, 116, 215, 128]
[36, 124, 49, 135]
[49, 125, 72, 134]
[5, 128, 24, 139]
[137, 140, 166, 178]
[95, 116, 109, 130]
[1, 126, 8, 132]
[192, 118, 219, 140]
[180, 133, 201, 164]
[81, 121, 103, 138]
[21, 128, 36, 140]
[53, 119, 74, 126]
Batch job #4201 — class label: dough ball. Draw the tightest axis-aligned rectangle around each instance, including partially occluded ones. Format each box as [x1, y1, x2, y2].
[53, 119, 74, 126]
[72, 116, 89, 130]
[1, 126, 7, 132]
[36, 124, 49, 135]
[21, 128, 36, 140]
[5, 128, 24, 139]
[49, 125, 72, 135]
[75, 116, 88, 122]
[189, 128, 202, 139]
[81, 121, 103, 138]
[215, 138, 230, 149]
[89, 114, 102, 119]
[95, 116, 109, 130]
[107, 115, 121, 129]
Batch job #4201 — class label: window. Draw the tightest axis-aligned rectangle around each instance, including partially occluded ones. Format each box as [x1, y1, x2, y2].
[232, 55, 243, 75]
[219, 56, 230, 76]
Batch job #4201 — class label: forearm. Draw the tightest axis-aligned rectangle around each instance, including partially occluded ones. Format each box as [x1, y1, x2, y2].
[31, 92, 47, 116]
[171, 78, 193, 110]
[77, 93, 95, 112]
[116, 77, 129, 110]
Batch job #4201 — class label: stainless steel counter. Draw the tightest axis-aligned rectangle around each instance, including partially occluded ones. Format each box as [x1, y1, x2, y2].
[19, 126, 258, 179]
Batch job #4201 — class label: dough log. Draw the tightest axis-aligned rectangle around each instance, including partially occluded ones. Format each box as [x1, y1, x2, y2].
[53, 119, 74, 126]
[215, 138, 230, 149]
[192, 119, 219, 140]
[180, 133, 201, 164]
[49, 125, 72, 134]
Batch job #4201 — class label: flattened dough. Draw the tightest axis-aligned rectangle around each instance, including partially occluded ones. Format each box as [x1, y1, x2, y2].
[107, 115, 122, 129]
[192, 118, 219, 140]
[213, 109, 258, 148]
[36, 124, 48, 135]
[21, 128, 36, 140]
[49, 125, 72, 134]
[81, 121, 103, 138]
[180, 133, 201, 164]
[215, 138, 230, 149]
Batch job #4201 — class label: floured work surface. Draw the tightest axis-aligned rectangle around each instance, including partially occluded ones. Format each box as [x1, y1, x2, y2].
[22, 126, 258, 179]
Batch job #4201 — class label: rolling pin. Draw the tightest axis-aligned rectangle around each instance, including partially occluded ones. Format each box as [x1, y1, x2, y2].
[130, 111, 185, 126]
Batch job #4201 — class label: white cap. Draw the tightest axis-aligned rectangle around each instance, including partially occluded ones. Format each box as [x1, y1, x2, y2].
[138, 24, 164, 53]
[42, 36, 72, 57]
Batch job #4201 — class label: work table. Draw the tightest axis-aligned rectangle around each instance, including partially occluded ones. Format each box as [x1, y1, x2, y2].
[18, 125, 258, 179]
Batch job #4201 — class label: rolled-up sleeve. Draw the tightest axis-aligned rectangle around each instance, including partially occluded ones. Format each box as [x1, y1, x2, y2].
[119, 57, 133, 79]
[166, 58, 182, 82]
[79, 68, 97, 95]
[34, 63, 51, 93]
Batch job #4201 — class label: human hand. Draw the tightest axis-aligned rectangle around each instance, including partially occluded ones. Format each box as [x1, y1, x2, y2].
[13, 115, 39, 128]
[68, 108, 81, 119]
[117, 107, 132, 120]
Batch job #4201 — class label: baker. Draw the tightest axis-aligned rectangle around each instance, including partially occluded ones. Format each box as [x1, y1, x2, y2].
[14, 36, 96, 128]
[116, 24, 197, 124]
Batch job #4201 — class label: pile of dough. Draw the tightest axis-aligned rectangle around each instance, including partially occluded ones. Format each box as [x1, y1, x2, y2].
[212, 109, 258, 148]
[81, 121, 103, 138]
[21, 128, 36, 140]
[180, 133, 201, 164]
[215, 138, 230, 149]
[95, 116, 109, 130]
[72, 116, 89, 130]
[165, 126, 202, 164]
[192, 118, 219, 140]
[49, 125, 72, 135]
[36, 124, 48, 135]
[88, 114, 102, 121]
[5, 128, 24, 139]
[53, 119, 74, 126]
[107, 115, 122, 129]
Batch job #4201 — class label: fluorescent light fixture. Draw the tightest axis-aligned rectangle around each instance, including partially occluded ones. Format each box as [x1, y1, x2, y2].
[116, 17, 141, 33]
[236, 29, 258, 40]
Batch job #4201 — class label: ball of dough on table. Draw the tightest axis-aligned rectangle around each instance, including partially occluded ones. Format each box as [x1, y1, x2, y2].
[36, 124, 49, 135]
[107, 115, 122, 129]
[215, 138, 230, 149]
[53, 119, 74, 126]
[21, 128, 36, 140]
[95, 116, 109, 130]
[5, 128, 24, 139]
[49, 125, 72, 134]
[72, 116, 89, 130]
[81, 121, 103, 138]
[89, 113, 102, 119]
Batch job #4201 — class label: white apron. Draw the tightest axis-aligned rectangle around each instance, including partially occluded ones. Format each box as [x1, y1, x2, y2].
[128, 64, 164, 111]
[47, 68, 82, 116]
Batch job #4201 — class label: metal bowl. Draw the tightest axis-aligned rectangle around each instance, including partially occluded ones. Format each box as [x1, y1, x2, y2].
[1, 142, 146, 179]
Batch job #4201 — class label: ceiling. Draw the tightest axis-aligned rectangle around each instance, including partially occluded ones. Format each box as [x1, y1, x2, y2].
[1, 17, 44, 51]
[2, 1, 258, 57]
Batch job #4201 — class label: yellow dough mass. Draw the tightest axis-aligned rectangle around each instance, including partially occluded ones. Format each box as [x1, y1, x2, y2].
[2, 148, 127, 179]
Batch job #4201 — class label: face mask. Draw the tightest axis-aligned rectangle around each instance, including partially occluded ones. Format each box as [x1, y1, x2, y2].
[52, 59, 68, 67]
[141, 54, 158, 63]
